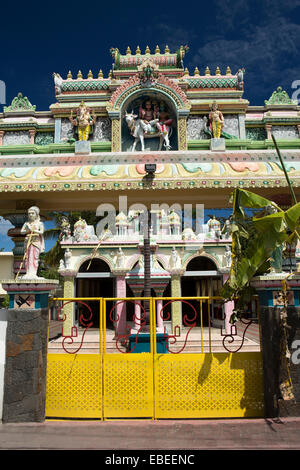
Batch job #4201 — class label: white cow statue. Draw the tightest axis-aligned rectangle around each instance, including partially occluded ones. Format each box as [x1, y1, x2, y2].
[124, 111, 172, 151]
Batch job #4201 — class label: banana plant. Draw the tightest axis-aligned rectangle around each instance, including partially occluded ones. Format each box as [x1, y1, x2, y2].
[221, 188, 300, 314]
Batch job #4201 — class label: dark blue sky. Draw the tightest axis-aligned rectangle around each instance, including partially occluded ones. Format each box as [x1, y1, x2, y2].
[1, 0, 300, 111]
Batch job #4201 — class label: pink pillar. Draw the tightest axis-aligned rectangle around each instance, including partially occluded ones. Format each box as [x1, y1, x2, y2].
[115, 275, 127, 335]
[156, 297, 164, 330]
[223, 274, 234, 334]
[29, 129, 36, 145]
[133, 290, 143, 330]
[265, 124, 272, 140]
[0, 131, 4, 146]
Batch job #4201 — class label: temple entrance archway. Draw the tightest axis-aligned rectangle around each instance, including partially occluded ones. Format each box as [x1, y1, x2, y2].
[76, 258, 114, 328]
[181, 256, 223, 326]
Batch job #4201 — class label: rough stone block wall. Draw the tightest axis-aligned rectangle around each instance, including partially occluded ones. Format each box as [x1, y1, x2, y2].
[2, 308, 48, 422]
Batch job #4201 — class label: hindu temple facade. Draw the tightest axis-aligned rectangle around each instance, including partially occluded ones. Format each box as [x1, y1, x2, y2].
[1, 45, 300, 335]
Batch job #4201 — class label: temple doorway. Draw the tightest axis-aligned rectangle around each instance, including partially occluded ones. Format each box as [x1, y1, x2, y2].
[181, 256, 223, 326]
[75, 258, 114, 328]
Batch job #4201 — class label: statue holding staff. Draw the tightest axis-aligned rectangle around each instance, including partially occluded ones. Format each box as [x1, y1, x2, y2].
[19, 206, 45, 279]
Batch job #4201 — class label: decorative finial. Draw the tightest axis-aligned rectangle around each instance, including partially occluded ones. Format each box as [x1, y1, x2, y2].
[108, 69, 113, 79]
[77, 70, 83, 79]
[136, 46, 141, 55]
[145, 45, 150, 54]
[215, 66, 221, 75]
[126, 46, 131, 55]
[87, 70, 93, 79]
[98, 69, 103, 79]
[226, 66, 231, 75]
[155, 45, 160, 54]
[205, 66, 210, 75]
[184, 67, 189, 76]
[165, 45, 170, 53]
[194, 67, 200, 76]
[67, 70, 72, 80]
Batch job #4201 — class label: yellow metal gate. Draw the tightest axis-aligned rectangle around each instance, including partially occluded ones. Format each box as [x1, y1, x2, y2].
[46, 297, 265, 419]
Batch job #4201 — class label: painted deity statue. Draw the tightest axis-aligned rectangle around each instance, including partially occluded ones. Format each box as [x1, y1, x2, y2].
[59, 216, 72, 242]
[207, 216, 221, 238]
[138, 99, 159, 134]
[69, 101, 96, 141]
[209, 101, 224, 139]
[156, 102, 173, 135]
[20, 206, 45, 279]
[224, 245, 232, 268]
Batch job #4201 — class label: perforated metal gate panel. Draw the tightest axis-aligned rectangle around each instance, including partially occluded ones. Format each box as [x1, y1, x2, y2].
[46, 297, 265, 420]
[46, 354, 102, 419]
[103, 354, 153, 418]
[154, 352, 264, 418]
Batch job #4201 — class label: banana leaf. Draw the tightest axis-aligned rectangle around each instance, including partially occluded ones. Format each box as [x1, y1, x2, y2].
[221, 189, 300, 300]
[231, 188, 278, 219]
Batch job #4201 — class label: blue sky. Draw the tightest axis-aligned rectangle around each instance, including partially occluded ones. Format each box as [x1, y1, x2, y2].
[1, 0, 300, 110]
[1, 0, 300, 251]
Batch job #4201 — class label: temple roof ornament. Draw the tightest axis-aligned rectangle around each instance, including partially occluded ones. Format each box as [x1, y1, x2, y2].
[109, 45, 189, 72]
[4, 92, 36, 113]
[137, 57, 160, 87]
[265, 86, 297, 106]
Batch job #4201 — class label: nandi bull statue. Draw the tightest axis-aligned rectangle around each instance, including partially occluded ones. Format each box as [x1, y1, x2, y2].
[124, 100, 172, 151]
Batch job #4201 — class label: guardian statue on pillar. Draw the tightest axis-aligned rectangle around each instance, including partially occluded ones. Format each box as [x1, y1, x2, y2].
[20, 206, 45, 279]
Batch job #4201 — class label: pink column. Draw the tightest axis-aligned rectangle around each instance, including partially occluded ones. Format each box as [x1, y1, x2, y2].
[0, 131, 4, 145]
[133, 290, 143, 330]
[265, 124, 272, 140]
[156, 296, 164, 331]
[115, 275, 127, 335]
[29, 129, 36, 145]
[223, 274, 234, 334]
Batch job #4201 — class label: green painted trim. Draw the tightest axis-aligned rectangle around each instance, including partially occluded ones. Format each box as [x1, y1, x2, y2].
[0, 141, 112, 155]
[188, 139, 300, 151]
[0, 124, 54, 131]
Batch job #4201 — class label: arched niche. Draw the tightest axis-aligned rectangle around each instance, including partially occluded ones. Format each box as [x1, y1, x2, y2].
[181, 255, 223, 326]
[185, 256, 218, 272]
[76, 257, 114, 328]
[121, 90, 178, 152]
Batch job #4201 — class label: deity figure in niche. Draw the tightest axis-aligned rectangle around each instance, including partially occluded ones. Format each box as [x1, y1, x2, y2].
[156, 101, 173, 135]
[138, 99, 159, 134]
[209, 101, 224, 139]
[69, 101, 96, 141]
[21, 206, 45, 279]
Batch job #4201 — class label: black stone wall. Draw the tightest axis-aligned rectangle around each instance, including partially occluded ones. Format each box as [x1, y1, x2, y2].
[260, 305, 300, 417]
[2, 308, 48, 422]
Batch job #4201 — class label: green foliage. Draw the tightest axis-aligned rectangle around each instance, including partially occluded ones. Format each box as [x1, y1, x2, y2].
[0, 294, 9, 309]
[221, 188, 300, 314]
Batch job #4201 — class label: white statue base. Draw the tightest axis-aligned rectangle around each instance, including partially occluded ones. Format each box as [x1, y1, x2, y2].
[75, 140, 91, 154]
[210, 138, 225, 151]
